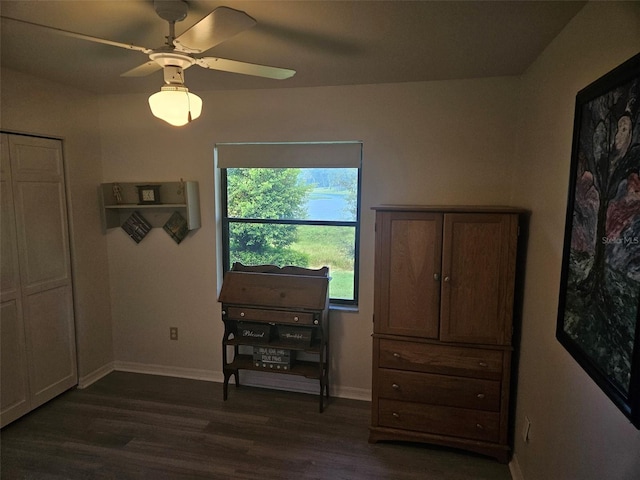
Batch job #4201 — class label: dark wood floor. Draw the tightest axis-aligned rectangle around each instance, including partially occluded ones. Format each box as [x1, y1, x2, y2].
[1, 372, 511, 480]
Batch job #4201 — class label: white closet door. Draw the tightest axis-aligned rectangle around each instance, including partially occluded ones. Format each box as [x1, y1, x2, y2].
[7, 134, 77, 414]
[0, 134, 31, 426]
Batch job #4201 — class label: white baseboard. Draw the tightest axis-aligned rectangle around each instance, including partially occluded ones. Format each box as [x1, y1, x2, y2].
[77, 362, 115, 389]
[111, 361, 371, 402]
[113, 361, 223, 383]
[509, 453, 524, 480]
[332, 384, 371, 401]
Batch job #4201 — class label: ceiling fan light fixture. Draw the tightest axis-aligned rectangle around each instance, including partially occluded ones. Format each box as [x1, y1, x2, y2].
[6, 5, 295, 127]
[148, 85, 202, 127]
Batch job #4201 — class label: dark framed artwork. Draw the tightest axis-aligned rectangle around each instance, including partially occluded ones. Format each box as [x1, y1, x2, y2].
[557, 52, 640, 428]
[163, 211, 189, 244]
[121, 211, 152, 243]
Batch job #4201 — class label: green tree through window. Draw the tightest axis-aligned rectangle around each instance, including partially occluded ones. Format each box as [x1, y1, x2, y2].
[222, 167, 360, 304]
[227, 168, 312, 267]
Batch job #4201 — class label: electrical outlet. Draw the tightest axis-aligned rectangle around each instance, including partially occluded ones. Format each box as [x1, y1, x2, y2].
[170, 327, 178, 340]
[522, 416, 532, 443]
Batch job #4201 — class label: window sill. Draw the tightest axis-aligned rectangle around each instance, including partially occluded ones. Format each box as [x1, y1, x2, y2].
[329, 304, 359, 314]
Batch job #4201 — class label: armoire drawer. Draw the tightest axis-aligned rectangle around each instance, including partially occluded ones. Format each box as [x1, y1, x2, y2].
[377, 368, 501, 411]
[378, 399, 500, 443]
[225, 306, 316, 325]
[378, 338, 504, 380]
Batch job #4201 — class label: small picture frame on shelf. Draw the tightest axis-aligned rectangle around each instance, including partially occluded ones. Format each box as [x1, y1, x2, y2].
[136, 184, 161, 204]
[163, 211, 189, 244]
[121, 211, 152, 243]
[112, 183, 123, 204]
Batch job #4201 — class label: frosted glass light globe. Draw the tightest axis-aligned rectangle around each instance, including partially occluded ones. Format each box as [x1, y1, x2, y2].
[148, 86, 202, 127]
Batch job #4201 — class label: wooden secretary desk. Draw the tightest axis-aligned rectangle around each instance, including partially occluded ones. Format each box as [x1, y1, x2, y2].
[218, 263, 330, 412]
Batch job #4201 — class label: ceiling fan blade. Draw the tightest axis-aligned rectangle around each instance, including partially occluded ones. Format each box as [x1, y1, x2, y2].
[0, 16, 152, 53]
[121, 61, 163, 77]
[174, 7, 256, 54]
[196, 57, 295, 80]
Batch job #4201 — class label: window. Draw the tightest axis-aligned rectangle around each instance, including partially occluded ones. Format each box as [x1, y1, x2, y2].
[217, 142, 362, 306]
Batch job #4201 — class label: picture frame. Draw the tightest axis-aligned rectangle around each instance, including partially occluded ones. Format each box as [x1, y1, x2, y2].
[557, 52, 640, 428]
[136, 184, 161, 204]
[121, 211, 152, 243]
[163, 211, 189, 244]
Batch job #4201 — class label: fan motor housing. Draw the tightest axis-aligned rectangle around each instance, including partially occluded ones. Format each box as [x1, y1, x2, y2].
[150, 52, 195, 69]
[149, 52, 195, 85]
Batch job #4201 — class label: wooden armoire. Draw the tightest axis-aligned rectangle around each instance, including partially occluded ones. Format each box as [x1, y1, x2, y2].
[369, 205, 524, 463]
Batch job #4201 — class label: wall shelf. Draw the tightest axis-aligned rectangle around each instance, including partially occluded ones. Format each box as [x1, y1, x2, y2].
[99, 181, 201, 232]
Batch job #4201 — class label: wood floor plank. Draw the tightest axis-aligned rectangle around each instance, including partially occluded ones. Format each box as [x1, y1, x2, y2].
[0, 372, 511, 479]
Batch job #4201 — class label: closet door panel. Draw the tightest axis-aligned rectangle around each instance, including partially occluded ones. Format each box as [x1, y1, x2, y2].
[8, 135, 77, 413]
[0, 301, 30, 426]
[24, 285, 76, 407]
[1, 138, 20, 297]
[10, 135, 64, 180]
[14, 181, 70, 289]
[0, 133, 30, 427]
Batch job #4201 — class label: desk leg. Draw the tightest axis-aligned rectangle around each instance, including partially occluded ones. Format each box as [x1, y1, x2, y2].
[326, 341, 330, 400]
[222, 340, 240, 400]
[223, 369, 239, 401]
[319, 340, 328, 413]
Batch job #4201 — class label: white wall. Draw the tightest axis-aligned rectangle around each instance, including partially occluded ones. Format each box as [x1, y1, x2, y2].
[4, 2, 639, 477]
[98, 76, 520, 396]
[510, 2, 640, 479]
[0, 69, 114, 383]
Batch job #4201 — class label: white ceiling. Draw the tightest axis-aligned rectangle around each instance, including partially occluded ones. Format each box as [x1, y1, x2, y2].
[0, 0, 586, 95]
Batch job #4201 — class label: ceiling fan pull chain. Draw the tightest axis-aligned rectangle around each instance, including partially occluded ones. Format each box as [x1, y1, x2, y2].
[187, 91, 193, 123]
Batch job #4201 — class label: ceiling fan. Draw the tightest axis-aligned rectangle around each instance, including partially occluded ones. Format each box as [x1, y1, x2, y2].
[3, 0, 296, 126]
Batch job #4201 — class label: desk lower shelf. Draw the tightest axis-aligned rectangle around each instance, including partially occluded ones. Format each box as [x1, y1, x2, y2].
[223, 351, 329, 412]
[225, 354, 325, 379]
[225, 338, 323, 354]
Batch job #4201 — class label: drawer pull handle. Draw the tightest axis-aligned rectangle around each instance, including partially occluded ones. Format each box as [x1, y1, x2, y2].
[313, 319, 318, 325]
[393, 353, 401, 359]
[444, 276, 450, 282]
[392, 383, 400, 390]
[293, 316, 299, 322]
[478, 361, 488, 367]
[477, 393, 485, 399]
[240, 312, 245, 317]
[476, 423, 484, 430]
[392, 412, 400, 419]
[433, 273, 440, 281]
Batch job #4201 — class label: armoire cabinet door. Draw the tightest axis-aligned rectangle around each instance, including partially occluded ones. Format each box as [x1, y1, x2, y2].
[374, 211, 442, 338]
[440, 213, 518, 345]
